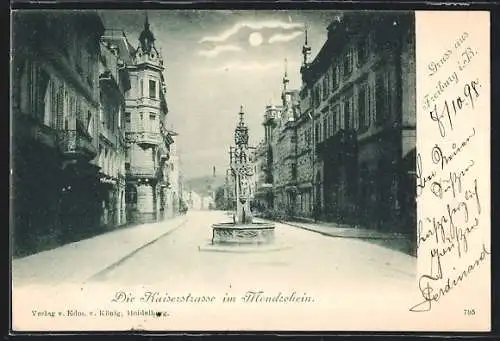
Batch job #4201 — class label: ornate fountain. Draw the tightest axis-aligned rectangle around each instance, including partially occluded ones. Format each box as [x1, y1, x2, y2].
[199, 106, 287, 253]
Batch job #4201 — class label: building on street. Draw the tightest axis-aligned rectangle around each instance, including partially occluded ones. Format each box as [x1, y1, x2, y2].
[184, 190, 203, 210]
[164, 130, 181, 218]
[301, 12, 416, 233]
[11, 11, 105, 254]
[123, 16, 176, 224]
[11, 12, 181, 256]
[252, 140, 273, 212]
[257, 12, 416, 238]
[97, 31, 132, 229]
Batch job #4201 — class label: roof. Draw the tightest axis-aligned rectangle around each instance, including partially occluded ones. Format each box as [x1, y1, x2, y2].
[101, 29, 135, 65]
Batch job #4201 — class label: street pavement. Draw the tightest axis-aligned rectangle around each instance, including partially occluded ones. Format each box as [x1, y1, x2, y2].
[12, 210, 425, 331]
[87, 210, 416, 286]
[12, 214, 188, 286]
[12, 210, 416, 288]
[276, 219, 415, 255]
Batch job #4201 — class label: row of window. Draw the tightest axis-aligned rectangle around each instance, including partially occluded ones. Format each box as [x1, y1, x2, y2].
[98, 145, 124, 178]
[312, 70, 391, 144]
[124, 111, 159, 133]
[311, 35, 370, 109]
[17, 61, 96, 136]
[57, 29, 96, 89]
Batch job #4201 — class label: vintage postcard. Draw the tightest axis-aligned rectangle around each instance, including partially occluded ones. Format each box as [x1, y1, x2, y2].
[10, 8, 490, 332]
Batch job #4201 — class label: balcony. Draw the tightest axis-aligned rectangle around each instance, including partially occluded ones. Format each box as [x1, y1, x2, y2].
[136, 97, 160, 108]
[126, 165, 159, 179]
[126, 131, 162, 146]
[58, 126, 97, 161]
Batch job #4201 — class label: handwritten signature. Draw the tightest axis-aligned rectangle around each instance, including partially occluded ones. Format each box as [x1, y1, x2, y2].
[410, 243, 490, 312]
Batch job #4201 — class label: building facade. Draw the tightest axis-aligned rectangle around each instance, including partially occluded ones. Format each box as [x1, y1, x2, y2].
[301, 12, 416, 232]
[257, 12, 416, 238]
[252, 141, 273, 212]
[164, 131, 181, 218]
[262, 62, 301, 216]
[123, 17, 175, 224]
[184, 190, 203, 210]
[12, 11, 105, 255]
[253, 105, 281, 212]
[97, 33, 131, 229]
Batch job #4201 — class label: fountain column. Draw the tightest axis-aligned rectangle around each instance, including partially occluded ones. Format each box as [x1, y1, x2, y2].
[199, 106, 287, 253]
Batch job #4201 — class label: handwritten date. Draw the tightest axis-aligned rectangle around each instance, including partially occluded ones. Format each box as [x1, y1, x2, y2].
[429, 79, 481, 138]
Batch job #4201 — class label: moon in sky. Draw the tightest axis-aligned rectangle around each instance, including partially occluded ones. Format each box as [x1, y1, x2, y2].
[248, 32, 263, 46]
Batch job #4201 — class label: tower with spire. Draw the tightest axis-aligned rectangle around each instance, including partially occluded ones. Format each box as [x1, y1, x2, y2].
[280, 58, 297, 122]
[124, 12, 176, 224]
[135, 13, 163, 67]
[300, 25, 312, 82]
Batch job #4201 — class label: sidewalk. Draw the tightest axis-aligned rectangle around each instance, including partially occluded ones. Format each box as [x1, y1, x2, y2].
[261, 218, 415, 256]
[12, 214, 188, 286]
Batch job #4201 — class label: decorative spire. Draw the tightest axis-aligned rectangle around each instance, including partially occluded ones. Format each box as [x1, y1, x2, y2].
[145, 12, 150, 30]
[282, 58, 289, 90]
[238, 105, 245, 126]
[302, 25, 312, 66]
[139, 11, 155, 54]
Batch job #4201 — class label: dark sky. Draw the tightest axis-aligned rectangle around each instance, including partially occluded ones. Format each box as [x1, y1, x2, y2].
[98, 10, 338, 180]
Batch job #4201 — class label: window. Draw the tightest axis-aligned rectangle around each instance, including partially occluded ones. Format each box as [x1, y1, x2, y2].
[322, 76, 329, 100]
[149, 113, 156, 132]
[323, 116, 328, 139]
[87, 111, 93, 135]
[314, 84, 321, 108]
[343, 49, 353, 78]
[87, 54, 94, 88]
[357, 37, 368, 66]
[329, 111, 334, 136]
[344, 95, 353, 130]
[291, 163, 297, 179]
[140, 80, 144, 97]
[139, 113, 144, 131]
[331, 105, 339, 134]
[43, 79, 52, 126]
[125, 185, 137, 204]
[331, 66, 339, 91]
[358, 84, 369, 132]
[149, 80, 157, 99]
[375, 72, 389, 125]
[125, 112, 131, 130]
[118, 107, 122, 129]
[315, 123, 320, 144]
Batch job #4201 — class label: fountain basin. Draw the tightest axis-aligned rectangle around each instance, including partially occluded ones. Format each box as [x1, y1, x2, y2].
[211, 222, 275, 245]
[198, 221, 292, 253]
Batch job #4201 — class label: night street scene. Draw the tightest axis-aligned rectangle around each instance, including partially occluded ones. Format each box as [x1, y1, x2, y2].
[11, 9, 417, 323]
